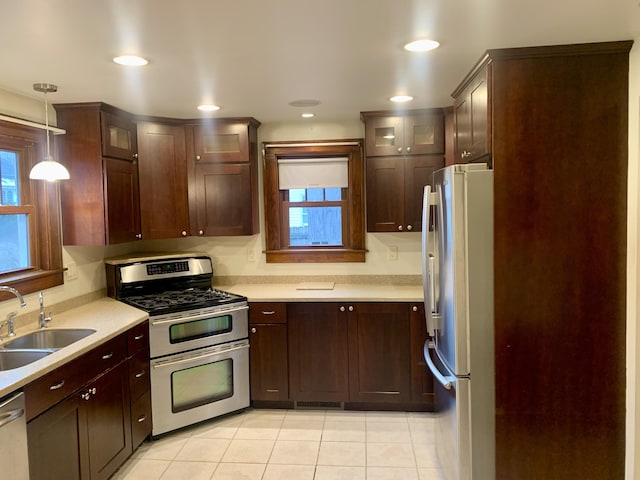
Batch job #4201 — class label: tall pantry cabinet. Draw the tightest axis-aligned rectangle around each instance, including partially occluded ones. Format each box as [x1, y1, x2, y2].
[456, 41, 631, 479]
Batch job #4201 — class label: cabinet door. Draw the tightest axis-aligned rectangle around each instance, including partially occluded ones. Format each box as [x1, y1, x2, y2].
[404, 156, 445, 231]
[137, 122, 190, 239]
[288, 303, 348, 402]
[192, 122, 249, 163]
[104, 157, 141, 244]
[365, 156, 405, 232]
[27, 395, 89, 480]
[250, 323, 289, 401]
[190, 162, 258, 236]
[403, 113, 445, 155]
[454, 66, 489, 163]
[100, 111, 138, 161]
[347, 303, 411, 403]
[363, 116, 404, 157]
[86, 361, 132, 480]
[409, 303, 435, 406]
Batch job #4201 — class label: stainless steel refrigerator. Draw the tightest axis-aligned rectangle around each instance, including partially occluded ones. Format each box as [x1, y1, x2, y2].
[421, 163, 495, 480]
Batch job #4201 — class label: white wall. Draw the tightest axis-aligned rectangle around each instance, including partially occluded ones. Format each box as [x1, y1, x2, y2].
[628, 37, 640, 480]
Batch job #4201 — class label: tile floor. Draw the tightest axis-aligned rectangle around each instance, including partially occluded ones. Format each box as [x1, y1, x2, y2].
[112, 409, 446, 480]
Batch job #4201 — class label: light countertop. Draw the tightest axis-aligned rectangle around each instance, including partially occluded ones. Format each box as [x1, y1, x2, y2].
[224, 283, 424, 303]
[0, 297, 148, 399]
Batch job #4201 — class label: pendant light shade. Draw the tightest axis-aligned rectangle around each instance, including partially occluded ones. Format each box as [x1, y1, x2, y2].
[29, 83, 70, 181]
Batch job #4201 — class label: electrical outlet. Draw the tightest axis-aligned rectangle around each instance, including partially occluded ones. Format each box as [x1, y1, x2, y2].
[65, 262, 78, 280]
[247, 247, 256, 262]
[388, 245, 398, 261]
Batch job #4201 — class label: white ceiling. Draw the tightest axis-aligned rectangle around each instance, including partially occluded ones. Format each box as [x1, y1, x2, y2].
[1, 0, 638, 124]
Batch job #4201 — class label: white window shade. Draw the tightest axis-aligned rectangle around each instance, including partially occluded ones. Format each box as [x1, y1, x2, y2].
[278, 157, 348, 190]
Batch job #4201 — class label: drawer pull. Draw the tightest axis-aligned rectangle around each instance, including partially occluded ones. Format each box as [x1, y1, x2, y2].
[137, 415, 147, 423]
[134, 334, 145, 341]
[135, 370, 146, 378]
[49, 380, 65, 391]
[102, 352, 114, 360]
[261, 311, 276, 315]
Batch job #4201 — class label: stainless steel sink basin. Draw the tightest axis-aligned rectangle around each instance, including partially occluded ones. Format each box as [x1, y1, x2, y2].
[2, 328, 96, 350]
[0, 349, 54, 370]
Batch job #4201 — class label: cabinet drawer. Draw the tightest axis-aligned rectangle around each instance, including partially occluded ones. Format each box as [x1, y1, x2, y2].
[131, 390, 152, 449]
[25, 333, 127, 421]
[127, 321, 149, 355]
[250, 302, 286, 324]
[128, 348, 150, 401]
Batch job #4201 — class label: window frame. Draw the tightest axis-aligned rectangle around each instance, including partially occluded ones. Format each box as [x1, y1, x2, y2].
[0, 120, 64, 300]
[263, 139, 366, 263]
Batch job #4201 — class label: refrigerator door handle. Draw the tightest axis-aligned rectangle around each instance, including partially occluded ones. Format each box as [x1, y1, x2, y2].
[422, 186, 440, 337]
[424, 340, 455, 390]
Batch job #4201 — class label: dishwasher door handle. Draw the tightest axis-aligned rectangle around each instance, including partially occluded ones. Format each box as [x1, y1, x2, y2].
[0, 407, 24, 428]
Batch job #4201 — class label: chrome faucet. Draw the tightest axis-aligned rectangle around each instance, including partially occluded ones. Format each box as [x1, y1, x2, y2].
[38, 292, 52, 329]
[0, 286, 26, 340]
[0, 285, 26, 307]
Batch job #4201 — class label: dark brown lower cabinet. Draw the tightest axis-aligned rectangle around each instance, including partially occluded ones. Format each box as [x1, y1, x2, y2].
[27, 361, 131, 480]
[288, 303, 349, 403]
[409, 303, 434, 406]
[250, 323, 289, 401]
[347, 303, 411, 404]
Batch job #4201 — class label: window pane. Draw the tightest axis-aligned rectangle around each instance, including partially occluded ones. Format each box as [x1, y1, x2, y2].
[307, 188, 324, 202]
[289, 189, 306, 202]
[0, 150, 20, 206]
[0, 214, 30, 272]
[325, 188, 342, 201]
[289, 206, 342, 246]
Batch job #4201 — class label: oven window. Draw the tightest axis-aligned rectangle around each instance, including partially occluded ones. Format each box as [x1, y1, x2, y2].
[171, 358, 234, 412]
[169, 315, 232, 344]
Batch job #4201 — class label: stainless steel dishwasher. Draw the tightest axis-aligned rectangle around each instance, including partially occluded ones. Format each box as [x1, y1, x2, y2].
[0, 391, 30, 480]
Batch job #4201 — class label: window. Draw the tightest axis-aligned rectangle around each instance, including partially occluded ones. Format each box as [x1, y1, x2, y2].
[0, 120, 64, 298]
[263, 140, 366, 263]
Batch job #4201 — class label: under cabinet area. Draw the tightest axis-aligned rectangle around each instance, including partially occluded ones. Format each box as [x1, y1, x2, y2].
[248, 301, 434, 411]
[25, 322, 150, 480]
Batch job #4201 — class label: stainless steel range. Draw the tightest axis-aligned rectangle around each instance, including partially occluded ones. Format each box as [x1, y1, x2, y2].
[105, 252, 250, 436]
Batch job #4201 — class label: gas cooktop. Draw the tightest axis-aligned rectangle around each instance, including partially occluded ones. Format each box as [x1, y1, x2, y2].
[121, 287, 246, 316]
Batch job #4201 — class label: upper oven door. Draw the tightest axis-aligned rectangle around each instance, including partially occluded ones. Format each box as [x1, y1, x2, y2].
[149, 303, 249, 358]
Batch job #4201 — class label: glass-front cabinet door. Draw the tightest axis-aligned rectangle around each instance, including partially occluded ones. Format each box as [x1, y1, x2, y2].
[404, 114, 445, 155]
[100, 111, 138, 161]
[192, 122, 249, 163]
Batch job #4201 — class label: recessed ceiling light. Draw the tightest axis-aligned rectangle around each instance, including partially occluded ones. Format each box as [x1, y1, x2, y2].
[301, 113, 315, 118]
[113, 55, 148, 66]
[404, 39, 440, 52]
[197, 104, 221, 112]
[390, 95, 414, 103]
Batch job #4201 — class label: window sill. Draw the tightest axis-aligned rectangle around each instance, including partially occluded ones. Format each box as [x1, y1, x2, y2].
[0, 269, 65, 300]
[265, 249, 366, 263]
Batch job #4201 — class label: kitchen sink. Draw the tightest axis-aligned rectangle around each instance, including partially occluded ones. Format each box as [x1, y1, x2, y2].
[0, 349, 54, 371]
[2, 328, 96, 350]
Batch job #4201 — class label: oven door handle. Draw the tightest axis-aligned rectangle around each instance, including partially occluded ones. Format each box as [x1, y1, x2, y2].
[150, 304, 249, 326]
[152, 343, 250, 369]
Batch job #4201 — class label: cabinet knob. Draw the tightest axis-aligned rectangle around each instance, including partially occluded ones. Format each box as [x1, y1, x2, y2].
[132, 153, 138, 159]
[136, 233, 142, 239]
[82, 392, 91, 401]
[461, 150, 473, 159]
[407, 225, 413, 231]
[412, 305, 418, 312]
[340, 306, 346, 312]
[397, 147, 403, 154]
[181, 230, 187, 237]
[199, 230, 204, 236]
[251, 327, 257, 334]
[406, 147, 411, 153]
[196, 155, 201, 161]
[348, 305, 354, 312]
[398, 225, 403, 231]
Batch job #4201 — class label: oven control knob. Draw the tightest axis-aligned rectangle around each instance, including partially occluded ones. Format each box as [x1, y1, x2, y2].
[251, 327, 257, 334]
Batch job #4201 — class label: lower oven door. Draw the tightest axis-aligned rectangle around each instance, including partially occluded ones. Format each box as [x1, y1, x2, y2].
[150, 339, 250, 436]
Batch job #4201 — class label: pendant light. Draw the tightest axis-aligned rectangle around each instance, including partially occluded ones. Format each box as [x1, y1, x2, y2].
[29, 83, 70, 181]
